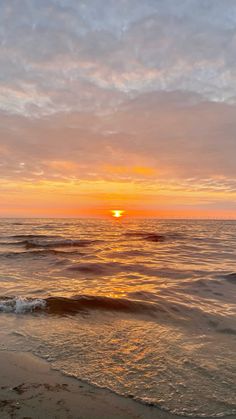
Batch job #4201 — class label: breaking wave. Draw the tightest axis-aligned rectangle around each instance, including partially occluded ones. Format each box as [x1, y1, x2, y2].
[0, 295, 158, 316]
[0, 294, 234, 333]
[0, 297, 46, 313]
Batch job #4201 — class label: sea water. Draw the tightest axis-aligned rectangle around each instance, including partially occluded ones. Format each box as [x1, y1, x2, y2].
[0, 218, 235, 417]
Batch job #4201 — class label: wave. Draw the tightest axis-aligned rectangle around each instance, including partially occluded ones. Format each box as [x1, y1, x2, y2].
[0, 293, 232, 324]
[67, 261, 202, 281]
[45, 295, 160, 316]
[67, 261, 155, 277]
[124, 231, 165, 242]
[0, 297, 46, 313]
[35, 224, 57, 229]
[3, 238, 95, 250]
[105, 249, 152, 258]
[0, 249, 81, 258]
[10, 234, 55, 239]
[1, 234, 97, 247]
[67, 262, 122, 276]
[0, 235, 61, 246]
[0, 295, 235, 341]
[0, 295, 158, 316]
[24, 239, 95, 249]
[224, 273, 236, 284]
[217, 327, 236, 335]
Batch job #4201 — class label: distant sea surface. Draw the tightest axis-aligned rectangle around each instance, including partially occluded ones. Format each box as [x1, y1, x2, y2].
[0, 218, 235, 417]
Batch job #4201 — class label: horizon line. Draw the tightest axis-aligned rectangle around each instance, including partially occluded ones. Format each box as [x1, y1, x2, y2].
[1, 216, 236, 221]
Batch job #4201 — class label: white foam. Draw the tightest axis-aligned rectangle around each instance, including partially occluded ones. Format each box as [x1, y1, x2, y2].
[0, 297, 46, 313]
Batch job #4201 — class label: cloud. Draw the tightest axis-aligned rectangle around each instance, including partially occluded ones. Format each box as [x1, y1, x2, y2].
[0, 91, 236, 188]
[1, 0, 236, 117]
[1, 1, 236, 215]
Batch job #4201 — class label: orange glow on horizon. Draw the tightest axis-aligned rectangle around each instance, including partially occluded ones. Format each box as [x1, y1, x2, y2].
[0, 178, 236, 219]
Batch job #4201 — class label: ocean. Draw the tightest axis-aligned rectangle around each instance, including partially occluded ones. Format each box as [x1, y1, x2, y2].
[0, 218, 235, 417]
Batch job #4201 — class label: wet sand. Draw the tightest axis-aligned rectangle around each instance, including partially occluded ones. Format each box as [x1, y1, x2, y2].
[0, 350, 178, 419]
[0, 350, 235, 419]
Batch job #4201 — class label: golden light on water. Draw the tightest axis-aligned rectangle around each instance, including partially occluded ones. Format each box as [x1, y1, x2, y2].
[111, 210, 125, 218]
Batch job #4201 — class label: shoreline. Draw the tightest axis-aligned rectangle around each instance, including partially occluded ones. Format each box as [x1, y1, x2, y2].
[0, 350, 235, 419]
[0, 350, 179, 419]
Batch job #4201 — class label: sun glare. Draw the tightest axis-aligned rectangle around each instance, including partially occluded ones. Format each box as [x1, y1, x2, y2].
[111, 210, 125, 218]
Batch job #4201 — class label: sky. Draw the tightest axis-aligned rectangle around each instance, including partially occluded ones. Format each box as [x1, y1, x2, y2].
[1, 0, 236, 218]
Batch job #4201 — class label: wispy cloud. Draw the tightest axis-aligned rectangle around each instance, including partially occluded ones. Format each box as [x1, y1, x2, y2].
[1, 0, 236, 116]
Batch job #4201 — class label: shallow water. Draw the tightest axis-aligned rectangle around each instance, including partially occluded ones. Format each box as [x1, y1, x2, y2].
[0, 218, 235, 416]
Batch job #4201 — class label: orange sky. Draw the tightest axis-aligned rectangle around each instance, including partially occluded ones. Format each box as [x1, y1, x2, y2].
[1, 178, 236, 219]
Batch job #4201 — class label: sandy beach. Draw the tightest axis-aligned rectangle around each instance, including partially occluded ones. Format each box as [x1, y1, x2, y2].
[0, 350, 181, 419]
[1, 350, 236, 419]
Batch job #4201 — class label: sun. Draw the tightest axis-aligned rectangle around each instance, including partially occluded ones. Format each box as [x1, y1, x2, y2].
[111, 210, 125, 218]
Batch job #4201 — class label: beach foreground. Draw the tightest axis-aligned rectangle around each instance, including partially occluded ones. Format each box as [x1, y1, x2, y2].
[0, 350, 182, 419]
[1, 352, 236, 419]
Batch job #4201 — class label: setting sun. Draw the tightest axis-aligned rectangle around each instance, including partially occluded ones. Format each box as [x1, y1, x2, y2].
[111, 210, 125, 218]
